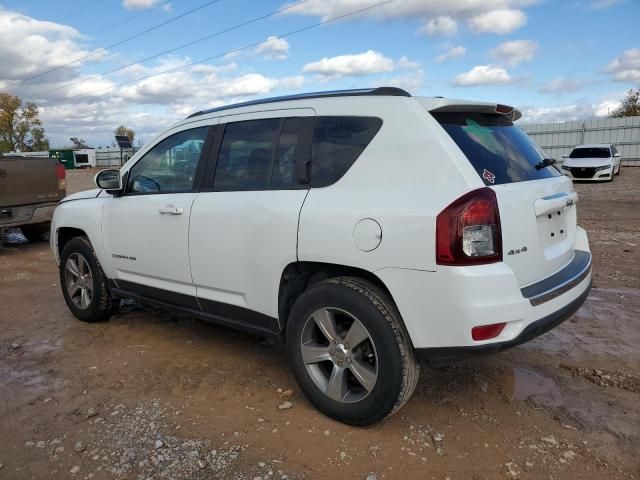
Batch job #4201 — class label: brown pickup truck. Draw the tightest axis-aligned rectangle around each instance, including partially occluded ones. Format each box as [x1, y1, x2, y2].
[0, 155, 66, 242]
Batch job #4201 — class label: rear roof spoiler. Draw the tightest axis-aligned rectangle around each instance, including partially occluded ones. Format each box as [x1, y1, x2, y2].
[427, 100, 522, 121]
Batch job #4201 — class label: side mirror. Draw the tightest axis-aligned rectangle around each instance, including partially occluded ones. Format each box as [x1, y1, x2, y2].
[613, 153, 621, 157]
[95, 169, 122, 191]
[562, 155, 568, 159]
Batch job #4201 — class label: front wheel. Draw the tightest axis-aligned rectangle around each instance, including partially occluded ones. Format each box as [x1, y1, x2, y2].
[59, 236, 117, 322]
[286, 277, 419, 425]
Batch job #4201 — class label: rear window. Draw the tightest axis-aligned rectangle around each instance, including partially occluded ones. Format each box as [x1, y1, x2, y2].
[569, 147, 611, 159]
[432, 112, 560, 185]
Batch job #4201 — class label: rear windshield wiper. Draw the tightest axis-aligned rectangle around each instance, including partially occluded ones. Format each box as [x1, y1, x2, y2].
[535, 158, 556, 170]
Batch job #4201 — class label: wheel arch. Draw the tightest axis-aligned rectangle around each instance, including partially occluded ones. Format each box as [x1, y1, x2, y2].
[277, 261, 398, 334]
[57, 227, 89, 258]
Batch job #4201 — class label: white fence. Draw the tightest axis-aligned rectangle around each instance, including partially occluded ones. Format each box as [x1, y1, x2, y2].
[520, 116, 640, 166]
[95, 148, 140, 167]
[6, 150, 49, 157]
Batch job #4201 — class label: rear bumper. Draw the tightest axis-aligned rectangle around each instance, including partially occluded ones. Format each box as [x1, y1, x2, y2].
[0, 203, 57, 229]
[415, 278, 591, 365]
[376, 228, 592, 358]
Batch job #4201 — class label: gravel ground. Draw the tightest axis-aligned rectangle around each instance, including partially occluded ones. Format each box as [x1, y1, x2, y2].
[0, 167, 638, 479]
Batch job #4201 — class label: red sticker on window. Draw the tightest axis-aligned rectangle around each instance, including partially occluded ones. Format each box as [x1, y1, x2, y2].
[483, 169, 496, 184]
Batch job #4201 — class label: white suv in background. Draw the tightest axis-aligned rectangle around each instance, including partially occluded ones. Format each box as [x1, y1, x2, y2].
[51, 88, 592, 425]
[561, 143, 622, 181]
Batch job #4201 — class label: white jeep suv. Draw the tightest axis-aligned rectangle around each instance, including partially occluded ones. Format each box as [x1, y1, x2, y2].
[51, 88, 592, 425]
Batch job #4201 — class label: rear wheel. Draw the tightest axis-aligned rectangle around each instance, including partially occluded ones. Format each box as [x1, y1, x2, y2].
[59, 236, 117, 322]
[286, 277, 419, 425]
[21, 224, 50, 242]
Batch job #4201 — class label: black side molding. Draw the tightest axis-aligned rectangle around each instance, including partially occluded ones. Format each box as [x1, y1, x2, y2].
[521, 250, 591, 306]
[416, 278, 591, 366]
[109, 280, 280, 339]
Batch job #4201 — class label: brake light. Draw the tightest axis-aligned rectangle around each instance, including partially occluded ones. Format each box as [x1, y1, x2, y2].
[496, 104, 514, 114]
[55, 162, 66, 192]
[472, 322, 506, 341]
[436, 187, 502, 266]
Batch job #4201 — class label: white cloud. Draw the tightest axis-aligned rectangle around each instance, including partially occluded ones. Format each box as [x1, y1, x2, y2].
[454, 65, 513, 86]
[589, 0, 623, 9]
[437, 45, 466, 62]
[281, 0, 537, 22]
[255, 36, 290, 60]
[122, 0, 160, 9]
[468, 9, 527, 34]
[373, 69, 425, 92]
[538, 77, 589, 95]
[397, 56, 421, 69]
[419, 16, 457, 37]
[605, 48, 640, 83]
[490, 40, 537, 66]
[0, 6, 103, 86]
[303, 50, 396, 78]
[520, 97, 622, 123]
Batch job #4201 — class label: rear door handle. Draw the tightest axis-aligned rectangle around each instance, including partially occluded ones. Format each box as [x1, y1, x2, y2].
[158, 206, 184, 215]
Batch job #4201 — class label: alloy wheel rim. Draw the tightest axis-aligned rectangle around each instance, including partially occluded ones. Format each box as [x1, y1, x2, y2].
[65, 253, 94, 309]
[300, 307, 379, 403]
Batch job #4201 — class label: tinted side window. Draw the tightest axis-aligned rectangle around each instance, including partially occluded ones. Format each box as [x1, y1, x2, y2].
[128, 127, 208, 194]
[214, 119, 281, 191]
[271, 118, 301, 188]
[311, 117, 382, 187]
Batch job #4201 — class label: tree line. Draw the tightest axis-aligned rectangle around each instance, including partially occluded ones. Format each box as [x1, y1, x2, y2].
[0, 92, 136, 153]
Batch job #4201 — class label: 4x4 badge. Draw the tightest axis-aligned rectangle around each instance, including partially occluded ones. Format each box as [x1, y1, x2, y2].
[483, 169, 496, 184]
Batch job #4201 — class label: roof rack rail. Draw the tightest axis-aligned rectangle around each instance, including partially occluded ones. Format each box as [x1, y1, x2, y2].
[186, 87, 411, 118]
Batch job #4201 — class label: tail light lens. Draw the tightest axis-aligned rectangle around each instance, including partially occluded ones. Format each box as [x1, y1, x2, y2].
[436, 187, 502, 266]
[472, 322, 506, 341]
[55, 162, 67, 192]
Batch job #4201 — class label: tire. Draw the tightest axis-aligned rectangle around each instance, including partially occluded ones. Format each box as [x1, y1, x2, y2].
[21, 224, 50, 242]
[286, 276, 419, 425]
[59, 236, 117, 322]
[616, 164, 621, 176]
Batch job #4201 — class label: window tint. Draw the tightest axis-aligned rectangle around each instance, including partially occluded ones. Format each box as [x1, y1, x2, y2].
[128, 127, 208, 194]
[271, 118, 301, 188]
[214, 119, 281, 190]
[311, 116, 382, 187]
[432, 112, 560, 186]
[569, 147, 611, 159]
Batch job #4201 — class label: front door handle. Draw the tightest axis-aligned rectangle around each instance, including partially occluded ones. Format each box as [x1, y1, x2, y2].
[158, 206, 184, 215]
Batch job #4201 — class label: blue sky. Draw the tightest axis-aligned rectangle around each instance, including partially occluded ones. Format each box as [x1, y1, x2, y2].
[0, 0, 638, 147]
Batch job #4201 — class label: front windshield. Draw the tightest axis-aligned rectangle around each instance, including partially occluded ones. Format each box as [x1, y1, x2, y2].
[569, 147, 610, 159]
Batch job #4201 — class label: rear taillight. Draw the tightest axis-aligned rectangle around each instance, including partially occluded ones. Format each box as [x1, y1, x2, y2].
[436, 187, 502, 266]
[55, 162, 67, 192]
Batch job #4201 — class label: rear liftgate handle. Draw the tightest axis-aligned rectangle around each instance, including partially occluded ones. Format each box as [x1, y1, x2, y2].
[534, 191, 578, 217]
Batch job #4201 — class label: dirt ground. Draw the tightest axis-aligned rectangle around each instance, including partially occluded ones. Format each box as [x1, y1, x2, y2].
[1, 168, 638, 480]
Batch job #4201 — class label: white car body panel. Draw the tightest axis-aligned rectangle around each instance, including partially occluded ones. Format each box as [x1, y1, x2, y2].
[102, 192, 199, 296]
[189, 108, 314, 320]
